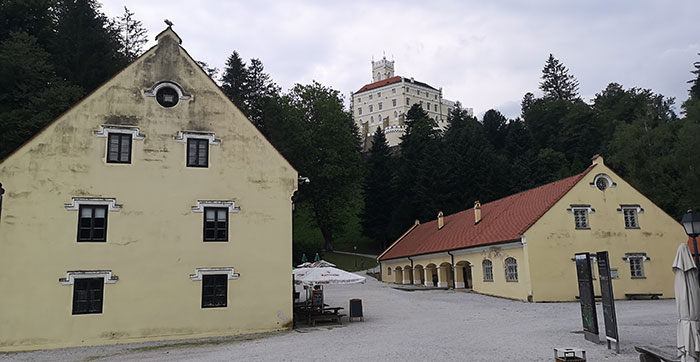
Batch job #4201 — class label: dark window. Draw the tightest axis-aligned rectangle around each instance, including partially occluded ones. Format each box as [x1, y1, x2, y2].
[107, 133, 132, 163]
[202, 274, 227, 308]
[156, 86, 179, 107]
[204, 207, 228, 241]
[78, 205, 108, 242]
[623, 208, 639, 228]
[187, 138, 209, 167]
[72, 278, 104, 314]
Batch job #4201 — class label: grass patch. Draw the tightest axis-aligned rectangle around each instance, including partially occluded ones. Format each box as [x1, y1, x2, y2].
[323, 252, 377, 272]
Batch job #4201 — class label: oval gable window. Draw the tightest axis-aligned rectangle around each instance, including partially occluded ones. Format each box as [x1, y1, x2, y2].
[156, 86, 179, 108]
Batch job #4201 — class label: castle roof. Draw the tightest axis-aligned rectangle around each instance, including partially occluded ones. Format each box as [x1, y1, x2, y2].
[378, 166, 594, 261]
[355, 76, 437, 94]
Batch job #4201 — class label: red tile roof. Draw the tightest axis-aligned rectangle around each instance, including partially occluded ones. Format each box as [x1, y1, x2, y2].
[355, 76, 402, 94]
[378, 166, 594, 261]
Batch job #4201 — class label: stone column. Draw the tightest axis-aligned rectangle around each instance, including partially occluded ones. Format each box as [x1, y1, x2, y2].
[437, 266, 449, 288]
[454, 265, 465, 289]
[402, 268, 412, 285]
[413, 268, 422, 285]
[424, 268, 433, 287]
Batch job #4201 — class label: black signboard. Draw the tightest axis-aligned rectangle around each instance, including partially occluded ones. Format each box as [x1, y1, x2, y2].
[597, 251, 620, 353]
[575, 252, 599, 343]
[349, 298, 363, 321]
[312, 289, 324, 306]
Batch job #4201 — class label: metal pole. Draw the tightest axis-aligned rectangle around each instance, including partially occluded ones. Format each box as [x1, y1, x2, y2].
[694, 236, 700, 272]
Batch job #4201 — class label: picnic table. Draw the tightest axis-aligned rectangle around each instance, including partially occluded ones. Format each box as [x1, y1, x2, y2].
[293, 303, 346, 327]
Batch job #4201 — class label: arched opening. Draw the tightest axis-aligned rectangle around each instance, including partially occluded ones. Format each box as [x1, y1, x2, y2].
[413, 264, 425, 285]
[424, 264, 438, 287]
[455, 261, 473, 289]
[403, 265, 413, 285]
[438, 262, 453, 288]
[394, 266, 403, 284]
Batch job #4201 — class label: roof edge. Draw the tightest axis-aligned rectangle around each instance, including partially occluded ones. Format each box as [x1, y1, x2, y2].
[377, 221, 420, 261]
[380, 238, 523, 262]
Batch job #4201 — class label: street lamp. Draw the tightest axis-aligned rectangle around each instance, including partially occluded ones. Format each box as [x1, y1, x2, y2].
[682, 210, 700, 268]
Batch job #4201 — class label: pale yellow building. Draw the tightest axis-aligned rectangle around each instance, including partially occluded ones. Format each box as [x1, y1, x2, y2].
[350, 56, 472, 148]
[378, 156, 685, 302]
[0, 26, 297, 351]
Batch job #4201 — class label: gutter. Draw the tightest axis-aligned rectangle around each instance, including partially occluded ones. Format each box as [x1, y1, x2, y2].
[447, 251, 455, 289]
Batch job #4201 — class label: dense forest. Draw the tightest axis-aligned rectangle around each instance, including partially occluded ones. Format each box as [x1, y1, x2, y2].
[1, 1, 698, 261]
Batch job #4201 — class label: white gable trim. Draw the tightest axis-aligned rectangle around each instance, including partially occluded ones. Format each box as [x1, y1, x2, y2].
[93, 125, 145, 140]
[64, 197, 121, 211]
[189, 267, 240, 281]
[175, 131, 221, 145]
[191, 200, 240, 213]
[59, 270, 119, 285]
[144, 81, 191, 100]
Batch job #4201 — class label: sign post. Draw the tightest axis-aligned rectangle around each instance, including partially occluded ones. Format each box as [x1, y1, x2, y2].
[597, 251, 620, 353]
[575, 252, 599, 343]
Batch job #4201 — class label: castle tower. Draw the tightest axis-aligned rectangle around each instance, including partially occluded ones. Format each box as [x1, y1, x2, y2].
[372, 56, 395, 82]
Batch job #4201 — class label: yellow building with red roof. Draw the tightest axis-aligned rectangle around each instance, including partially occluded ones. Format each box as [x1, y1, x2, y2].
[378, 155, 686, 302]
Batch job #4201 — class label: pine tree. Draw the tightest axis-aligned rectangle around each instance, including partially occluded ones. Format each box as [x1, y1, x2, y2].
[539, 54, 579, 101]
[361, 127, 394, 250]
[113, 6, 147, 62]
[220, 51, 249, 113]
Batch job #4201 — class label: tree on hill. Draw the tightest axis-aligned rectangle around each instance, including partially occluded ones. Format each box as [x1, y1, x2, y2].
[540, 54, 579, 101]
[112, 6, 147, 62]
[361, 126, 395, 250]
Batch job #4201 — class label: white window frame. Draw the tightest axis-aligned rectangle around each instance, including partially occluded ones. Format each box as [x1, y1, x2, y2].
[482, 259, 493, 282]
[623, 253, 648, 279]
[567, 205, 594, 229]
[505, 257, 518, 282]
[189, 267, 240, 281]
[618, 204, 643, 229]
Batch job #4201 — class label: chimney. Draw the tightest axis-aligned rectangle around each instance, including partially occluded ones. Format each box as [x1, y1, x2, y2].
[437, 211, 444, 230]
[414, 219, 420, 226]
[591, 154, 604, 166]
[474, 201, 482, 224]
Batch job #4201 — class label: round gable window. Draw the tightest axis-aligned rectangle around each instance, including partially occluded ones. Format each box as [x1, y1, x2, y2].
[596, 177, 608, 191]
[156, 86, 179, 108]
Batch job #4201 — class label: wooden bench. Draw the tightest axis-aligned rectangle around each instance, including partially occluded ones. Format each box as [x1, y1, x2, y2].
[635, 345, 680, 362]
[626, 293, 662, 300]
[310, 312, 345, 326]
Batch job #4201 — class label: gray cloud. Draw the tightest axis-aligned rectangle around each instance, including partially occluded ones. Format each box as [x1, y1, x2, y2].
[103, 1, 700, 119]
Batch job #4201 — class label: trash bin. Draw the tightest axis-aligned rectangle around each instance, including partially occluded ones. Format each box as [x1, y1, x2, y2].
[554, 347, 586, 362]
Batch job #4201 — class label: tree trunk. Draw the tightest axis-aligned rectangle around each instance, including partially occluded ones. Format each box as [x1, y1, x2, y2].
[321, 227, 333, 252]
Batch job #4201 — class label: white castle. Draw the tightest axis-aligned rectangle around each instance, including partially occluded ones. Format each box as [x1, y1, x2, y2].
[350, 56, 471, 148]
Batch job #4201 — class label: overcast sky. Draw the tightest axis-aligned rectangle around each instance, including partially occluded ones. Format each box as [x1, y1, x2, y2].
[102, 1, 700, 119]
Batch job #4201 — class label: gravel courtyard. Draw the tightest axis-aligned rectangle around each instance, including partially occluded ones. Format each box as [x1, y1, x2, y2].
[1, 276, 676, 362]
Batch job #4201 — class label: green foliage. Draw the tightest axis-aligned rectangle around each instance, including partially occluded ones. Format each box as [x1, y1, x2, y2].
[361, 127, 395, 250]
[112, 6, 147, 62]
[539, 54, 579, 101]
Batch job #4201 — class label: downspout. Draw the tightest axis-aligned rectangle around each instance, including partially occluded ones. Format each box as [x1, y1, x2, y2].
[378, 261, 382, 281]
[408, 256, 414, 285]
[447, 251, 455, 289]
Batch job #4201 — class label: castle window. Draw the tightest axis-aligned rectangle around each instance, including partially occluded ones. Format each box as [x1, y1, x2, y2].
[392, 99, 397, 107]
[78, 205, 108, 242]
[482, 260, 493, 281]
[107, 133, 132, 163]
[358, 107, 362, 115]
[394, 111, 398, 117]
[618, 204, 643, 229]
[392, 88, 396, 94]
[371, 116, 374, 123]
[72, 278, 104, 315]
[369, 94, 373, 100]
[378, 102, 383, 110]
[568, 205, 594, 229]
[505, 257, 518, 282]
[369, 105, 374, 112]
[406, 97, 410, 105]
[187, 138, 209, 167]
[434, 104, 438, 112]
[204, 207, 228, 241]
[427, 102, 431, 110]
[435, 95, 438, 100]
[202, 274, 228, 308]
[378, 92, 381, 97]
[417, 90, 421, 96]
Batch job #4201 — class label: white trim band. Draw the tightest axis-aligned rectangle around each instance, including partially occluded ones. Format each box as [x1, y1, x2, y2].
[59, 270, 118, 285]
[94, 125, 145, 140]
[64, 197, 121, 211]
[189, 267, 240, 281]
[144, 81, 191, 100]
[191, 200, 240, 213]
[175, 131, 221, 145]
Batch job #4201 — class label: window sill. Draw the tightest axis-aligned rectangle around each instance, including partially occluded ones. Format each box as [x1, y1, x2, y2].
[631, 276, 646, 279]
[625, 227, 640, 230]
[506, 280, 519, 283]
[483, 279, 493, 282]
[575, 227, 591, 230]
[203, 240, 229, 243]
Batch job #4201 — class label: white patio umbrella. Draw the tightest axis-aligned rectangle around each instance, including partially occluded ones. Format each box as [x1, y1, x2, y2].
[294, 266, 366, 286]
[674, 243, 700, 362]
